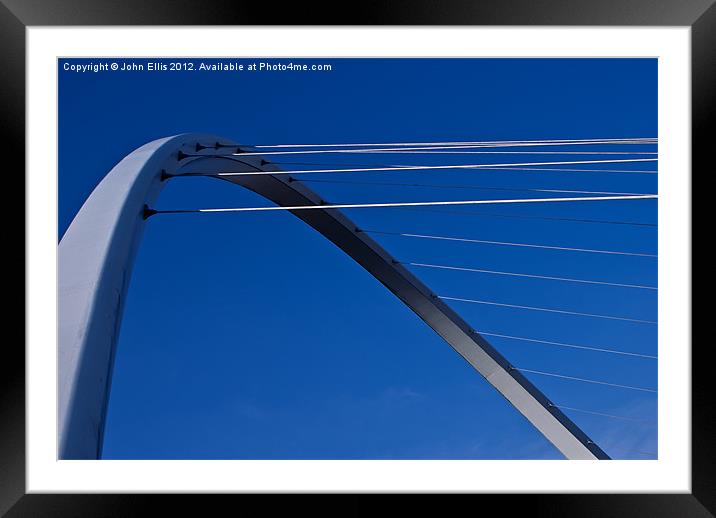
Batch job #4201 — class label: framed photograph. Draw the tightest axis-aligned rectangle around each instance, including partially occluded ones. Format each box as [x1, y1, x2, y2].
[7, 0, 710, 515]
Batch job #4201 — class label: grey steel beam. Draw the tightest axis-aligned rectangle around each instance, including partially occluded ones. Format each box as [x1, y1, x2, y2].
[59, 134, 609, 460]
[59, 134, 204, 459]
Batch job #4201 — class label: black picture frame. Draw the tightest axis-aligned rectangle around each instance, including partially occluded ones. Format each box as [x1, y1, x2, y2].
[4, 0, 710, 515]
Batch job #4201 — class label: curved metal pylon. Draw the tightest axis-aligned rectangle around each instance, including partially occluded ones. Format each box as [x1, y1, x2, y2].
[58, 133, 609, 460]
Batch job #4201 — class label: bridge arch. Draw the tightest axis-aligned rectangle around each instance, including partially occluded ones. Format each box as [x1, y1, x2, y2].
[58, 133, 608, 460]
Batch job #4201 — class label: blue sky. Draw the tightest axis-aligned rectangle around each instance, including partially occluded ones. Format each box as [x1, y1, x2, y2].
[59, 58, 657, 459]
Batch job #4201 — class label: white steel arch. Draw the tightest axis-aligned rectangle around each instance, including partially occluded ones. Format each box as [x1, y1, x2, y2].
[58, 134, 609, 460]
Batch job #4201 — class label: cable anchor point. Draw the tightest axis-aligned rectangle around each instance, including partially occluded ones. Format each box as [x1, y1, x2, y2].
[142, 204, 158, 220]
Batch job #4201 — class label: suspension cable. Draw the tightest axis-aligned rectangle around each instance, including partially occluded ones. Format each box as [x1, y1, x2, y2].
[600, 444, 657, 457]
[298, 177, 654, 197]
[236, 143, 659, 156]
[407, 262, 657, 290]
[263, 160, 658, 175]
[440, 296, 656, 324]
[204, 158, 657, 177]
[515, 368, 657, 393]
[478, 331, 656, 359]
[151, 194, 657, 216]
[394, 207, 657, 227]
[250, 137, 657, 148]
[367, 150, 657, 155]
[553, 404, 657, 423]
[470, 166, 657, 175]
[362, 230, 657, 257]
